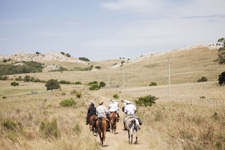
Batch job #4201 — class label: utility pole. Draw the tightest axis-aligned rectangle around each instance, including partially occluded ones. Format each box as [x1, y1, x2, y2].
[108, 74, 110, 87]
[168, 58, 171, 100]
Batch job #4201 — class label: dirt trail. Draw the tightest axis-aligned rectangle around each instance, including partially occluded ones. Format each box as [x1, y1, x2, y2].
[93, 113, 149, 150]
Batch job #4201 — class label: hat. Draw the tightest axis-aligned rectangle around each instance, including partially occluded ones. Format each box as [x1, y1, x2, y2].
[126, 100, 131, 104]
[90, 100, 93, 103]
[99, 101, 104, 105]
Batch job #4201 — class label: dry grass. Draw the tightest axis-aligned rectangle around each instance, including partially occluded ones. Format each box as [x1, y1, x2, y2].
[1, 46, 225, 149]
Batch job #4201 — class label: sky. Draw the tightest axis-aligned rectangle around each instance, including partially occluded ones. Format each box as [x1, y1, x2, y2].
[0, 0, 225, 61]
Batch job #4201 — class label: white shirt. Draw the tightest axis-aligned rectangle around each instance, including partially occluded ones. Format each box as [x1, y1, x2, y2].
[96, 105, 108, 118]
[109, 102, 118, 112]
[124, 104, 136, 115]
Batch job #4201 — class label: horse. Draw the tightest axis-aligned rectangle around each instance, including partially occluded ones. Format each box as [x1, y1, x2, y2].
[124, 115, 140, 144]
[96, 117, 109, 146]
[108, 112, 118, 134]
[88, 114, 97, 135]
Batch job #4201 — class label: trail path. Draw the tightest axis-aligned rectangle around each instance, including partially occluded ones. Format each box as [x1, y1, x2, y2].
[93, 112, 149, 150]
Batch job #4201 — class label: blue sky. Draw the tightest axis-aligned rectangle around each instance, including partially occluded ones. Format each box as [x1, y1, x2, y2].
[0, 0, 225, 61]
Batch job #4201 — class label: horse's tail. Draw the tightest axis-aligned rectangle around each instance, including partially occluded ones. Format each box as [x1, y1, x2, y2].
[98, 117, 103, 130]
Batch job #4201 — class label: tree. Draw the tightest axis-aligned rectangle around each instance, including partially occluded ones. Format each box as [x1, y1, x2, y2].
[45, 79, 60, 90]
[66, 53, 71, 57]
[36, 52, 41, 54]
[218, 38, 225, 47]
[218, 71, 225, 86]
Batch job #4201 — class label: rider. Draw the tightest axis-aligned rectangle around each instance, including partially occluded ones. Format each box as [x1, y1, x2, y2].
[123, 100, 142, 130]
[94, 100, 110, 132]
[107, 100, 120, 122]
[86, 102, 96, 125]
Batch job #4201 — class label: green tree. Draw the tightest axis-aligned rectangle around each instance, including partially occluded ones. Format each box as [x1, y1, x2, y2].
[66, 53, 71, 57]
[218, 71, 225, 86]
[218, 38, 225, 47]
[45, 79, 60, 90]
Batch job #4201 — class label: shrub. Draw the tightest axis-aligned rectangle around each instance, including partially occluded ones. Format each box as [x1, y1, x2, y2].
[76, 93, 82, 98]
[3, 59, 7, 63]
[79, 57, 90, 61]
[74, 81, 81, 85]
[59, 80, 71, 84]
[11, 82, 19, 87]
[218, 71, 225, 86]
[59, 98, 76, 107]
[100, 81, 106, 87]
[0, 75, 8, 80]
[24, 75, 31, 82]
[88, 81, 98, 85]
[61, 52, 65, 55]
[16, 76, 23, 81]
[89, 84, 101, 90]
[45, 79, 60, 90]
[135, 95, 158, 107]
[113, 94, 119, 99]
[149, 82, 157, 86]
[95, 66, 101, 69]
[36, 52, 41, 54]
[197, 76, 208, 82]
[39, 119, 60, 138]
[1, 119, 17, 131]
[66, 53, 71, 57]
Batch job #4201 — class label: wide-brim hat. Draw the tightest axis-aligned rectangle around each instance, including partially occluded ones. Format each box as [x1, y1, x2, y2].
[126, 100, 131, 104]
[99, 101, 104, 105]
[90, 100, 93, 103]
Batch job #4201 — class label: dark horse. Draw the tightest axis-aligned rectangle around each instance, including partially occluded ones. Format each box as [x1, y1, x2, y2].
[108, 112, 118, 134]
[88, 114, 97, 135]
[96, 117, 109, 146]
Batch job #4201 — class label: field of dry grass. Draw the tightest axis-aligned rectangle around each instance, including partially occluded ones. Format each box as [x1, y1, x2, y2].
[1, 46, 225, 149]
[0, 79, 224, 150]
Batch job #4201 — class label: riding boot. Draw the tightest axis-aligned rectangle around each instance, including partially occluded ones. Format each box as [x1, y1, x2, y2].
[116, 112, 120, 122]
[137, 118, 142, 125]
[106, 119, 110, 132]
[93, 118, 97, 132]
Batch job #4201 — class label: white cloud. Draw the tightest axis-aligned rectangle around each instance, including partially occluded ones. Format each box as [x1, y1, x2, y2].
[0, 19, 17, 25]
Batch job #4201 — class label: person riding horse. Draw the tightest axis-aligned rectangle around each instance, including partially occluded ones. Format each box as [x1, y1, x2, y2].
[123, 100, 142, 130]
[86, 101, 96, 125]
[107, 100, 120, 122]
[93, 101, 110, 132]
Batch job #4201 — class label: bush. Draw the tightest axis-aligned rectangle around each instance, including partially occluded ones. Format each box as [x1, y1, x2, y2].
[11, 82, 19, 87]
[135, 95, 158, 107]
[59, 98, 76, 107]
[0, 75, 8, 80]
[59, 80, 71, 84]
[45, 79, 60, 90]
[76, 93, 82, 98]
[24, 75, 31, 82]
[1, 119, 17, 131]
[218, 71, 225, 86]
[3, 59, 7, 63]
[100, 81, 106, 87]
[149, 82, 157, 86]
[95, 66, 101, 69]
[74, 81, 81, 85]
[16, 76, 23, 81]
[39, 119, 60, 138]
[113, 94, 119, 99]
[197, 77, 208, 82]
[79, 57, 90, 61]
[66, 53, 71, 57]
[88, 81, 98, 85]
[89, 84, 101, 90]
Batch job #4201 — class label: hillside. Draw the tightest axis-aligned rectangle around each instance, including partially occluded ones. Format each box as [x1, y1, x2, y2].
[7, 43, 223, 87]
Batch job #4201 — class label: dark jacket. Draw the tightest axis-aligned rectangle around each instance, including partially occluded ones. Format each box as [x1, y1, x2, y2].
[88, 104, 96, 117]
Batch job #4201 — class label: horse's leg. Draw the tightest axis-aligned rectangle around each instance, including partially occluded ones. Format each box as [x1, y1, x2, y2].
[128, 130, 130, 144]
[136, 129, 138, 144]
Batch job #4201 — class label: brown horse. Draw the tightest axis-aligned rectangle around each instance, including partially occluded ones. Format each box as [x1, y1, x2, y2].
[108, 112, 118, 134]
[96, 117, 109, 146]
[88, 114, 96, 135]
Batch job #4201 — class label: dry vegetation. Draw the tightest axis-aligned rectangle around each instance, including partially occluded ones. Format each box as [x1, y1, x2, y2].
[1, 46, 225, 150]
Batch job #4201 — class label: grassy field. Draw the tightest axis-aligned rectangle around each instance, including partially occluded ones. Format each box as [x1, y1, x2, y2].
[1, 46, 225, 149]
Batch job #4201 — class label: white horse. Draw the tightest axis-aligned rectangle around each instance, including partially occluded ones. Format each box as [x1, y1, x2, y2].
[124, 116, 140, 144]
